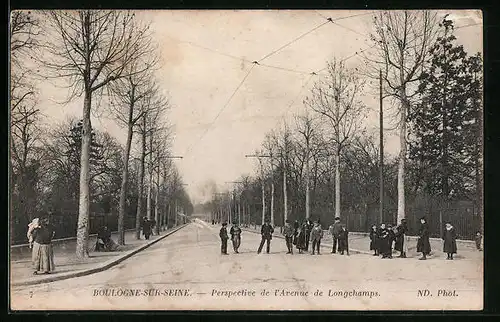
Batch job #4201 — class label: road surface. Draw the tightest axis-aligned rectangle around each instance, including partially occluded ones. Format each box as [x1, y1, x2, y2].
[11, 219, 483, 310]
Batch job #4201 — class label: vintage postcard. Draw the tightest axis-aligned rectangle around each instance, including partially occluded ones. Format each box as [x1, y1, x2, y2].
[9, 9, 483, 311]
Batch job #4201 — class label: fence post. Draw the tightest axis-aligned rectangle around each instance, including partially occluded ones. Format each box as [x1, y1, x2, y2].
[439, 210, 443, 239]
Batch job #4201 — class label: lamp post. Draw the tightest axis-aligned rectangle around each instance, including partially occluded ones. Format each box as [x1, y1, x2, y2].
[245, 153, 272, 225]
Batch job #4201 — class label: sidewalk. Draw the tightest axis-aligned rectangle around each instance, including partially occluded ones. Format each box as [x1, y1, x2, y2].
[10, 225, 187, 287]
[243, 226, 483, 259]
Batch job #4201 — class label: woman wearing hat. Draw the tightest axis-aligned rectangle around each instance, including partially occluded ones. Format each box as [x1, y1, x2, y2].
[417, 217, 431, 260]
[443, 222, 457, 260]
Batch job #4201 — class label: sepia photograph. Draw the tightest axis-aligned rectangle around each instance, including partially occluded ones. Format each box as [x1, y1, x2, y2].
[9, 9, 483, 311]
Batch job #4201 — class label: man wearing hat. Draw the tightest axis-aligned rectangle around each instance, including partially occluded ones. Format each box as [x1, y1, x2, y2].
[230, 222, 242, 253]
[219, 222, 229, 255]
[417, 217, 431, 260]
[258, 220, 274, 254]
[329, 217, 342, 254]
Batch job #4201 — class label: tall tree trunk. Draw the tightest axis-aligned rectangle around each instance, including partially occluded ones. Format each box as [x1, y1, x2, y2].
[283, 167, 288, 225]
[260, 160, 265, 225]
[271, 181, 275, 226]
[117, 106, 135, 245]
[154, 168, 160, 235]
[397, 91, 408, 224]
[76, 91, 92, 258]
[135, 116, 147, 239]
[335, 148, 341, 219]
[305, 149, 310, 220]
[146, 134, 153, 220]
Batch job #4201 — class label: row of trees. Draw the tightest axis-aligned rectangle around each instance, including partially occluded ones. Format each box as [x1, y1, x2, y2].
[10, 11, 192, 257]
[207, 12, 482, 238]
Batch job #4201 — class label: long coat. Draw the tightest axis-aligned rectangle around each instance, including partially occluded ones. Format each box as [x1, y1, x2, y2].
[369, 229, 378, 251]
[296, 228, 306, 250]
[394, 223, 408, 252]
[338, 228, 349, 252]
[378, 228, 391, 255]
[443, 227, 457, 254]
[417, 223, 431, 254]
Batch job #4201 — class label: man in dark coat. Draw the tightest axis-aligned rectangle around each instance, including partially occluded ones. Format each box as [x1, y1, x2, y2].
[310, 221, 323, 255]
[329, 217, 342, 254]
[230, 223, 242, 253]
[257, 220, 274, 254]
[443, 222, 457, 260]
[369, 225, 379, 256]
[219, 222, 229, 255]
[394, 219, 408, 258]
[387, 224, 396, 253]
[417, 217, 431, 260]
[142, 217, 152, 240]
[305, 219, 313, 251]
[283, 219, 295, 254]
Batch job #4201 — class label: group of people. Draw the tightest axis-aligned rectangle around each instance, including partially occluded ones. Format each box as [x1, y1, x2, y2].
[370, 217, 460, 260]
[141, 217, 157, 240]
[218, 216, 470, 260]
[218, 217, 350, 256]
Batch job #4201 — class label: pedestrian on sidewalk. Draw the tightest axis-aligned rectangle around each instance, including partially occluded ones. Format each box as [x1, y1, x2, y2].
[95, 225, 119, 252]
[27, 217, 41, 249]
[369, 225, 379, 256]
[292, 220, 299, 247]
[329, 217, 342, 254]
[305, 219, 313, 251]
[443, 222, 457, 260]
[296, 223, 307, 254]
[388, 224, 396, 252]
[394, 219, 408, 258]
[220, 222, 229, 255]
[474, 231, 482, 251]
[338, 225, 349, 255]
[310, 221, 323, 255]
[257, 220, 274, 254]
[379, 223, 392, 259]
[283, 219, 294, 254]
[417, 217, 431, 260]
[230, 222, 242, 253]
[142, 217, 152, 240]
[31, 214, 56, 275]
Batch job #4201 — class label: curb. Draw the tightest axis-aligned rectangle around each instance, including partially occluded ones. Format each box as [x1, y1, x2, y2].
[12, 224, 189, 287]
[241, 228, 373, 255]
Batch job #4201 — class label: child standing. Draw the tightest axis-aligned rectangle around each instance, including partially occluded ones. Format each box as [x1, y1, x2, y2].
[443, 222, 457, 260]
[369, 225, 379, 256]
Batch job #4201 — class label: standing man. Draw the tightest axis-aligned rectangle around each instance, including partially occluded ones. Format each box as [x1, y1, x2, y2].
[142, 217, 152, 240]
[257, 220, 274, 254]
[310, 220, 324, 255]
[329, 217, 342, 254]
[219, 222, 229, 255]
[305, 219, 313, 251]
[230, 222, 242, 254]
[283, 219, 294, 254]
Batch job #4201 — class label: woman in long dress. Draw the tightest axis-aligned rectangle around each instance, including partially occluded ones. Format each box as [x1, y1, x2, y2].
[31, 216, 56, 275]
[417, 217, 431, 260]
[443, 222, 457, 260]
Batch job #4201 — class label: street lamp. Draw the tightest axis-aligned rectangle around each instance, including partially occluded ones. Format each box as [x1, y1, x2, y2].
[245, 153, 272, 225]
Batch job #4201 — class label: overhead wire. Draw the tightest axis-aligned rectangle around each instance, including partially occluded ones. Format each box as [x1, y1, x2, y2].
[183, 63, 256, 156]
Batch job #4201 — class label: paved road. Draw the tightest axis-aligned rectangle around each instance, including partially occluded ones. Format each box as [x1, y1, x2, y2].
[11, 219, 482, 311]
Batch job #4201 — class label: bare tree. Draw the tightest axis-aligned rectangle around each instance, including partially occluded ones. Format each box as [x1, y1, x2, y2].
[295, 112, 316, 220]
[305, 59, 366, 220]
[364, 11, 439, 223]
[42, 10, 153, 257]
[108, 55, 159, 245]
[134, 90, 169, 239]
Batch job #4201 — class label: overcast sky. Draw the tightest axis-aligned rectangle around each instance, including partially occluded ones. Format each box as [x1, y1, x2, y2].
[35, 10, 483, 204]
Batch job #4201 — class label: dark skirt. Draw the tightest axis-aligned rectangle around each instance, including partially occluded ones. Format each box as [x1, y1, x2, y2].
[32, 242, 55, 272]
[443, 238, 457, 254]
[417, 237, 431, 254]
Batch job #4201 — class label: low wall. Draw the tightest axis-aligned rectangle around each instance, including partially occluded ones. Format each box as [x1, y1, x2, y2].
[10, 228, 137, 258]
